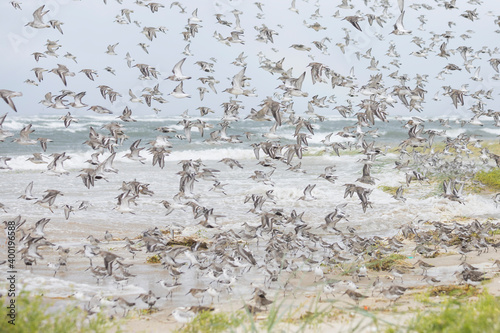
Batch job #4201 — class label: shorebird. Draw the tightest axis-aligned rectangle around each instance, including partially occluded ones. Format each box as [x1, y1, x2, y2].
[47, 261, 65, 277]
[344, 16, 364, 31]
[46, 152, 71, 175]
[442, 178, 464, 204]
[76, 244, 100, 266]
[343, 289, 367, 306]
[493, 193, 500, 208]
[79, 68, 98, 81]
[0, 113, 13, 141]
[391, 11, 412, 35]
[27, 153, 46, 164]
[19, 181, 37, 200]
[10, 1, 21, 10]
[313, 265, 324, 282]
[37, 137, 52, 152]
[422, 274, 441, 285]
[49, 64, 75, 86]
[380, 285, 406, 306]
[87, 234, 101, 247]
[322, 204, 348, 231]
[186, 288, 208, 304]
[68, 92, 87, 108]
[168, 58, 191, 81]
[50, 20, 64, 34]
[0, 90, 22, 112]
[34, 190, 63, 213]
[224, 67, 255, 97]
[32, 67, 47, 82]
[414, 260, 434, 275]
[26, 5, 50, 29]
[253, 288, 273, 309]
[322, 282, 337, 299]
[32, 52, 47, 62]
[30, 218, 51, 237]
[157, 280, 181, 299]
[171, 307, 196, 323]
[113, 297, 135, 316]
[19, 236, 51, 270]
[170, 82, 191, 98]
[393, 186, 406, 202]
[124, 139, 146, 164]
[115, 190, 139, 214]
[104, 230, 113, 243]
[207, 287, 220, 302]
[136, 290, 160, 312]
[99, 250, 123, 275]
[119, 106, 136, 122]
[62, 205, 74, 220]
[389, 267, 406, 283]
[0, 157, 11, 170]
[356, 164, 376, 185]
[298, 184, 316, 201]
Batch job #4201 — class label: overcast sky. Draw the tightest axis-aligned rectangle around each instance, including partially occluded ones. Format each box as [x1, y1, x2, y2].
[1, 0, 500, 119]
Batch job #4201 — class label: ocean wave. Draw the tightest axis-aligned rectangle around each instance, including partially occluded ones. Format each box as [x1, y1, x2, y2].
[166, 147, 256, 161]
[480, 127, 500, 135]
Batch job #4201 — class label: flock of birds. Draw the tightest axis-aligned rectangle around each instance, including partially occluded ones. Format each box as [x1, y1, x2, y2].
[5, 200, 500, 320]
[1, 0, 500, 325]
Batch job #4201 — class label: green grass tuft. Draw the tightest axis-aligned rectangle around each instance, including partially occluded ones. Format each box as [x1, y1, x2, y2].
[0, 292, 118, 333]
[176, 310, 245, 333]
[408, 292, 500, 333]
[366, 254, 408, 271]
[475, 168, 500, 190]
[428, 285, 481, 298]
[378, 185, 400, 196]
[165, 235, 210, 249]
[146, 254, 161, 263]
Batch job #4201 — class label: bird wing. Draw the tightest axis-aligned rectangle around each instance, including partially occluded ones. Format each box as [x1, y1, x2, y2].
[172, 58, 187, 77]
[232, 68, 246, 89]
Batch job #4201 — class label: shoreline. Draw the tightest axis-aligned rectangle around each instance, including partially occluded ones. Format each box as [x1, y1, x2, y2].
[3, 216, 499, 332]
[119, 227, 500, 332]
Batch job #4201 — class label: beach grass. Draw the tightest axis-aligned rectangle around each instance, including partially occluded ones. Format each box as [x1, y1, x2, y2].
[475, 168, 500, 190]
[407, 291, 500, 333]
[0, 292, 119, 333]
[378, 185, 400, 196]
[366, 254, 408, 271]
[145, 254, 161, 263]
[175, 310, 245, 333]
[427, 285, 481, 298]
[175, 297, 385, 333]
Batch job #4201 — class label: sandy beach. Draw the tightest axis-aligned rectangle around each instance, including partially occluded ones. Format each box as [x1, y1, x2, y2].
[4, 215, 499, 333]
[2, 2, 500, 332]
[117, 224, 500, 332]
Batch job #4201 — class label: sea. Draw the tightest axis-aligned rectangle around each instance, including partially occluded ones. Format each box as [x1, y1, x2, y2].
[0, 113, 499, 310]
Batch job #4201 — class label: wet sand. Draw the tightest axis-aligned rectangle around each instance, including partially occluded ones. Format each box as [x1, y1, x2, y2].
[3, 216, 499, 332]
[84, 224, 500, 332]
[120, 241, 500, 332]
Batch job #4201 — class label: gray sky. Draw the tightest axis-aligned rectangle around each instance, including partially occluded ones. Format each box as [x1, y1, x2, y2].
[1, 0, 500, 118]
